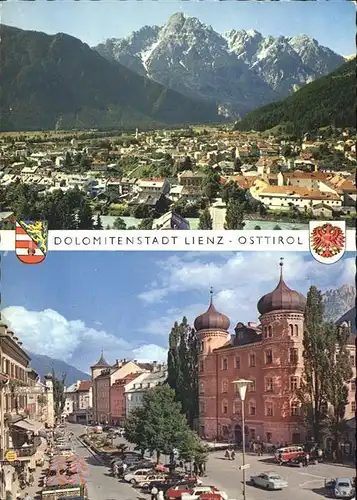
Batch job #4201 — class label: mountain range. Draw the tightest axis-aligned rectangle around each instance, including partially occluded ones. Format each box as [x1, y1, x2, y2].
[27, 351, 90, 386]
[0, 24, 219, 132]
[234, 57, 355, 134]
[95, 13, 346, 118]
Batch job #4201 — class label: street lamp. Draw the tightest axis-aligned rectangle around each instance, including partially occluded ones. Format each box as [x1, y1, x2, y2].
[233, 379, 252, 500]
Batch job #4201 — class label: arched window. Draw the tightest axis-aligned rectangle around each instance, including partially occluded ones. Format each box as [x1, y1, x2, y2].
[295, 325, 299, 336]
[222, 400, 228, 415]
[289, 324, 294, 335]
[263, 327, 267, 338]
[200, 382, 205, 394]
[248, 400, 256, 416]
[233, 400, 241, 415]
[268, 326, 272, 338]
[222, 358, 228, 370]
[222, 381, 228, 393]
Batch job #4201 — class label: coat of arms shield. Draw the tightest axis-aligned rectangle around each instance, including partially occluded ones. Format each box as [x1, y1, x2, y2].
[309, 221, 346, 264]
[15, 220, 48, 264]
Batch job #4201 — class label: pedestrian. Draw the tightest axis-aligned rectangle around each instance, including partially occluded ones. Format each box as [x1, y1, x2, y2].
[304, 453, 309, 467]
[193, 462, 198, 475]
[157, 489, 164, 500]
[23, 494, 32, 500]
[231, 450, 236, 461]
[225, 450, 230, 460]
[151, 485, 158, 500]
[199, 463, 204, 475]
[122, 462, 127, 474]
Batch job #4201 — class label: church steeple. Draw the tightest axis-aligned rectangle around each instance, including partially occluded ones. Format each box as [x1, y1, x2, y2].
[91, 350, 110, 369]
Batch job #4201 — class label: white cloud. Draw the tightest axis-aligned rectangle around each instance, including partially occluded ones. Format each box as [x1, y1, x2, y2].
[1, 306, 166, 371]
[132, 344, 168, 363]
[139, 252, 355, 331]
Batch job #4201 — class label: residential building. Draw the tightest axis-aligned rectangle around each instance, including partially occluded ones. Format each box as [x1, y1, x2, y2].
[91, 355, 149, 424]
[125, 364, 168, 417]
[0, 323, 53, 497]
[110, 373, 141, 426]
[136, 178, 170, 195]
[178, 171, 205, 189]
[196, 263, 355, 449]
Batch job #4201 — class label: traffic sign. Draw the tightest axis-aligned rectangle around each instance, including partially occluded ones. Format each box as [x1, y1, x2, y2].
[239, 464, 250, 470]
[5, 450, 17, 462]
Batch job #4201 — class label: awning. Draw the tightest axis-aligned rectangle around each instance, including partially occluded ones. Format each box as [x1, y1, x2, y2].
[12, 420, 35, 431]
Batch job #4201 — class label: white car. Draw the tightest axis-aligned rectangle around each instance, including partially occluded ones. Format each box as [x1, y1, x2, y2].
[250, 472, 288, 490]
[182, 487, 228, 500]
[136, 474, 167, 488]
[124, 468, 153, 484]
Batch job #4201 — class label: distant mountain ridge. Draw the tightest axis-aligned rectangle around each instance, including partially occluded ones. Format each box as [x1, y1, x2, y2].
[27, 351, 90, 385]
[323, 284, 356, 323]
[0, 24, 219, 132]
[234, 58, 355, 134]
[95, 13, 345, 118]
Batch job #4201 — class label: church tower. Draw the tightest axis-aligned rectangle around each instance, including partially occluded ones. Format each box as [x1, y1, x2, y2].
[257, 259, 307, 444]
[194, 290, 230, 439]
[91, 351, 110, 423]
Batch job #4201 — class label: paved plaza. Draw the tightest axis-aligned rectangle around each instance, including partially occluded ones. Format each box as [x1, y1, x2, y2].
[68, 424, 355, 500]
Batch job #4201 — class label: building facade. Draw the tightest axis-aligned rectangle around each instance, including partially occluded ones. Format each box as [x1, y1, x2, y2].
[0, 323, 54, 497]
[125, 365, 168, 417]
[196, 263, 355, 447]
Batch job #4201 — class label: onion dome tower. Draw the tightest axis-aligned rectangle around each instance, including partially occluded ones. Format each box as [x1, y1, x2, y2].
[194, 288, 230, 354]
[257, 258, 306, 340]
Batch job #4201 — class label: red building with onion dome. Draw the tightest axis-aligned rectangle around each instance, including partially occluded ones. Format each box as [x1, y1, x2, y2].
[196, 260, 308, 446]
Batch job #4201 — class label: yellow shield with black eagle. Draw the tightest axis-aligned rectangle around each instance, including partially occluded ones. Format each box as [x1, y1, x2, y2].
[15, 220, 48, 264]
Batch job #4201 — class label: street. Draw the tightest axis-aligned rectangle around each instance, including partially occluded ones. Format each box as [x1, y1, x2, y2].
[68, 424, 355, 500]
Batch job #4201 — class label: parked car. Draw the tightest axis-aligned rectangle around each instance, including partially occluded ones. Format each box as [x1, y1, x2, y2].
[136, 474, 168, 488]
[181, 486, 222, 500]
[166, 484, 199, 499]
[275, 446, 304, 464]
[124, 468, 156, 484]
[127, 460, 154, 471]
[332, 478, 355, 499]
[250, 472, 288, 490]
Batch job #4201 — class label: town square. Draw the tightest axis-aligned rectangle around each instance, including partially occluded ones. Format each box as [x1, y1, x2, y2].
[0, 250, 355, 499]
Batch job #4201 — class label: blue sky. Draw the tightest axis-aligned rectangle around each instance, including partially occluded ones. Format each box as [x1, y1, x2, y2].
[1, 1, 355, 55]
[1, 251, 354, 372]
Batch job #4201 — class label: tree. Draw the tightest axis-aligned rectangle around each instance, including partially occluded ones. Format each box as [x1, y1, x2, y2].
[198, 208, 213, 230]
[274, 224, 282, 230]
[324, 323, 352, 456]
[77, 198, 94, 229]
[138, 218, 153, 229]
[167, 318, 199, 428]
[124, 385, 192, 463]
[297, 286, 331, 443]
[113, 217, 127, 229]
[63, 151, 72, 168]
[254, 225, 261, 230]
[221, 181, 246, 205]
[52, 370, 66, 420]
[94, 214, 103, 229]
[224, 201, 245, 230]
[203, 171, 220, 201]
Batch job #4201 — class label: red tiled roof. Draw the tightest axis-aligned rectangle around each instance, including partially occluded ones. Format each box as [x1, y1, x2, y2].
[77, 380, 92, 392]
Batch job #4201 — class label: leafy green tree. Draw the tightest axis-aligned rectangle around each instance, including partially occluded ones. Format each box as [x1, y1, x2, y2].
[64, 151, 72, 168]
[254, 225, 261, 230]
[138, 218, 153, 229]
[52, 370, 66, 420]
[274, 224, 282, 230]
[221, 181, 246, 205]
[124, 385, 191, 463]
[324, 323, 353, 456]
[94, 214, 103, 229]
[297, 286, 331, 443]
[224, 201, 245, 230]
[203, 171, 220, 201]
[198, 208, 213, 230]
[113, 217, 127, 229]
[77, 198, 94, 229]
[131, 204, 151, 219]
[167, 318, 198, 428]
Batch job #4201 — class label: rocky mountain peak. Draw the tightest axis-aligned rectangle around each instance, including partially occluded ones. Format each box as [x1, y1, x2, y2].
[94, 15, 345, 118]
[323, 284, 356, 322]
